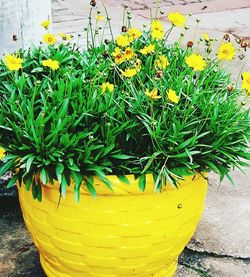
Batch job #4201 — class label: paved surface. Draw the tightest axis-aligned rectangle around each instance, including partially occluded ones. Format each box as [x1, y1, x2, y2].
[0, 0, 250, 276]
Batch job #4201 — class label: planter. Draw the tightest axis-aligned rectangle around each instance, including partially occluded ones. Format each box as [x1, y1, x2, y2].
[18, 174, 207, 277]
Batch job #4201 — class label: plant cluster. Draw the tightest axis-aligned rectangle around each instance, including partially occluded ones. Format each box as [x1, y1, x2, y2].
[0, 5, 249, 201]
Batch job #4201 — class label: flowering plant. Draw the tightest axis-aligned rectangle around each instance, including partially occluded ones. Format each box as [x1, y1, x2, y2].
[0, 3, 249, 201]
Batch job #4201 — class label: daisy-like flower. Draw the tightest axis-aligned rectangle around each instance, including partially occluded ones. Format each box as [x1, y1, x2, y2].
[242, 72, 250, 95]
[167, 89, 179, 104]
[122, 68, 137, 78]
[124, 47, 134, 60]
[116, 34, 130, 47]
[112, 47, 125, 64]
[218, 42, 236, 60]
[96, 14, 105, 21]
[185, 53, 206, 71]
[127, 27, 142, 41]
[0, 148, 5, 160]
[59, 33, 72, 41]
[155, 55, 169, 69]
[42, 59, 59, 71]
[145, 88, 161, 100]
[168, 12, 187, 27]
[102, 82, 114, 93]
[4, 53, 23, 71]
[151, 20, 164, 40]
[140, 44, 155, 55]
[43, 33, 57, 45]
[41, 19, 50, 29]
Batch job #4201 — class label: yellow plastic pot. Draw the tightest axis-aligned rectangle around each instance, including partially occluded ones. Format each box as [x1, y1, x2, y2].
[18, 174, 207, 277]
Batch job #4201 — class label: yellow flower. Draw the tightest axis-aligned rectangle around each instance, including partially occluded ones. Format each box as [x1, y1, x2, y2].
[42, 59, 59, 71]
[242, 72, 250, 95]
[43, 33, 57, 45]
[116, 34, 130, 47]
[168, 12, 187, 27]
[156, 55, 169, 69]
[96, 14, 105, 21]
[185, 53, 206, 71]
[140, 44, 155, 55]
[124, 47, 134, 60]
[4, 53, 23, 71]
[151, 20, 164, 40]
[167, 89, 179, 104]
[59, 33, 72, 41]
[102, 82, 114, 93]
[145, 88, 161, 100]
[127, 27, 142, 41]
[0, 148, 5, 160]
[41, 19, 50, 29]
[218, 42, 236, 60]
[203, 33, 210, 42]
[122, 68, 137, 78]
[112, 47, 125, 64]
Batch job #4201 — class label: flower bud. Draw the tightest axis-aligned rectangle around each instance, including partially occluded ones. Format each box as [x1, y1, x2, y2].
[121, 26, 128, 32]
[227, 84, 234, 92]
[223, 33, 230, 42]
[103, 51, 109, 58]
[187, 41, 193, 48]
[104, 39, 110, 45]
[90, 0, 96, 7]
[240, 39, 249, 51]
[156, 70, 163, 78]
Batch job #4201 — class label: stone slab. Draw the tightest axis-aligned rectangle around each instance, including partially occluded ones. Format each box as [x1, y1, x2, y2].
[189, 169, 250, 258]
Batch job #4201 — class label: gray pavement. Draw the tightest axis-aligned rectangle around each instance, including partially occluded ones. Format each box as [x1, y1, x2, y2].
[0, 0, 250, 276]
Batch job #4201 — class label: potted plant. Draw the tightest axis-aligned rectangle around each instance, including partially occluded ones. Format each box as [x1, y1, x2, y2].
[0, 3, 249, 277]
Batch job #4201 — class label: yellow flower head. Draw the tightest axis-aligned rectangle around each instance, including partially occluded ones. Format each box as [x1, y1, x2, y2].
[140, 44, 155, 55]
[218, 42, 236, 61]
[167, 89, 179, 104]
[59, 33, 72, 41]
[124, 47, 134, 60]
[96, 14, 105, 21]
[43, 33, 57, 45]
[156, 55, 169, 69]
[203, 33, 210, 42]
[112, 47, 125, 64]
[151, 20, 164, 40]
[116, 34, 130, 47]
[145, 88, 161, 100]
[41, 19, 50, 29]
[168, 12, 187, 27]
[185, 53, 206, 71]
[4, 53, 23, 71]
[42, 59, 59, 71]
[242, 72, 250, 95]
[122, 68, 137, 78]
[102, 82, 114, 93]
[0, 148, 5, 160]
[127, 27, 142, 41]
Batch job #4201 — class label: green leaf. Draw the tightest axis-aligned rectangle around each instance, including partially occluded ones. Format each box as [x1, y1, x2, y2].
[40, 168, 47, 185]
[26, 156, 35, 173]
[117, 175, 130, 185]
[6, 175, 18, 188]
[138, 174, 146, 192]
[0, 159, 14, 177]
[84, 177, 97, 197]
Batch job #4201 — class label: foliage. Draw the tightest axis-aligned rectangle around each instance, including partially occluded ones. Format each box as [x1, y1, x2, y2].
[0, 7, 249, 201]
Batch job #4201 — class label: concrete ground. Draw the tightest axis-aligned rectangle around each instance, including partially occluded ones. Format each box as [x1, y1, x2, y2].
[0, 0, 250, 276]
